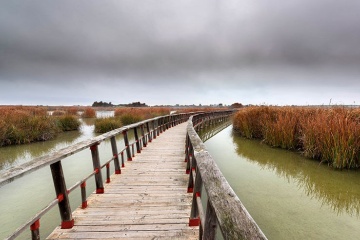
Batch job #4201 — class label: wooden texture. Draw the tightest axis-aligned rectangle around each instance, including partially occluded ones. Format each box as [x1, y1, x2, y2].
[47, 122, 198, 239]
[187, 115, 267, 240]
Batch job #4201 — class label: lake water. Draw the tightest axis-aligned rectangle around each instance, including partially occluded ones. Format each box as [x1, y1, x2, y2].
[204, 125, 360, 240]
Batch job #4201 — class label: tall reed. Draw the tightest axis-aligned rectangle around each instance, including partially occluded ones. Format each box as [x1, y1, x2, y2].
[233, 106, 360, 169]
[81, 107, 96, 118]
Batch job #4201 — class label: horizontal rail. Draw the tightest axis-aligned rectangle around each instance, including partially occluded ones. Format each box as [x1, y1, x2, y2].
[0, 113, 190, 187]
[1, 111, 193, 239]
[186, 111, 268, 239]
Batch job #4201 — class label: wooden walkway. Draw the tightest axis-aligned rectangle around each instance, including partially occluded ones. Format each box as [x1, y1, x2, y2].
[47, 122, 198, 239]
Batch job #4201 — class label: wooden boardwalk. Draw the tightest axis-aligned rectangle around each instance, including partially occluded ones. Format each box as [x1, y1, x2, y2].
[47, 122, 198, 239]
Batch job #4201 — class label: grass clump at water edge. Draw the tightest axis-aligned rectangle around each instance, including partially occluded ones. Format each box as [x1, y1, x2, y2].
[94, 117, 122, 133]
[233, 106, 360, 169]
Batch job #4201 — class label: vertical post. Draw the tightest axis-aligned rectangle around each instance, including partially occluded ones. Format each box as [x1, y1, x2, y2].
[134, 127, 141, 153]
[140, 124, 147, 147]
[106, 163, 110, 183]
[110, 136, 121, 174]
[203, 199, 217, 239]
[189, 159, 202, 227]
[90, 143, 104, 194]
[153, 120, 157, 139]
[30, 220, 40, 240]
[146, 122, 152, 142]
[120, 151, 125, 167]
[50, 161, 74, 229]
[159, 118, 163, 134]
[81, 182, 87, 209]
[122, 130, 132, 161]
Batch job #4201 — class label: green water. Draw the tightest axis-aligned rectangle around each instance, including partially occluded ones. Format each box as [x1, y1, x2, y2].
[204, 125, 360, 240]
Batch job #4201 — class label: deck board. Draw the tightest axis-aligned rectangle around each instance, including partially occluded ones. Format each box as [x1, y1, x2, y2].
[47, 122, 198, 239]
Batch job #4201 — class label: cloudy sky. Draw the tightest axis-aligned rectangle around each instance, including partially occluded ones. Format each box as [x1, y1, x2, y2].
[1, 0, 359, 106]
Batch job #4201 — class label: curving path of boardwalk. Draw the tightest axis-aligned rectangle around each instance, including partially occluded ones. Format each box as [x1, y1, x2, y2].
[47, 122, 198, 239]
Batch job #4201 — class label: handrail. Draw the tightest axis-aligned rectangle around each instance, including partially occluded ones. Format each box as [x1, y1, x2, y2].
[185, 111, 268, 239]
[0, 112, 191, 239]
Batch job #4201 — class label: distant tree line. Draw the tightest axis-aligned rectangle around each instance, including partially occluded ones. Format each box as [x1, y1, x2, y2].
[92, 101, 148, 107]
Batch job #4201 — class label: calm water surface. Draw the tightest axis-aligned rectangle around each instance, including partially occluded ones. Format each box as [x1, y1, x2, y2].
[204, 125, 360, 240]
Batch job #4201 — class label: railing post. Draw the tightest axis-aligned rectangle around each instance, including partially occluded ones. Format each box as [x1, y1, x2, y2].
[189, 160, 202, 227]
[122, 130, 132, 161]
[30, 219, 40, 240]
[146, 122, 152, 142]
[81, 181, 87, 209]
[134, 127, 141, 153]
[110, 136, 121, 174]
[50, 161, 74, 229]
[152, 120, 157, 139]
[203, 199, 217, 239]
[141, 124, 147, 147]
[90, 143, 104, 194]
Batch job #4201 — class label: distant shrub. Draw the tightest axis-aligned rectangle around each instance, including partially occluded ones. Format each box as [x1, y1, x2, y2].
[82, 107, 96, 118]
[94, 117, 122, 133]
[52, 110, 66, 116]
[120, 114, 143, 125]
[66, 107, 79, 116]
[56, 115, 81, 131]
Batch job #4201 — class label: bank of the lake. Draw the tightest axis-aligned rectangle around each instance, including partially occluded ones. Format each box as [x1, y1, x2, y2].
[204, 125, 360, 239]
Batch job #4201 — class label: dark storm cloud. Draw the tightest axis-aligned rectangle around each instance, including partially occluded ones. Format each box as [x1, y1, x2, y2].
[0, 0, 360, 105]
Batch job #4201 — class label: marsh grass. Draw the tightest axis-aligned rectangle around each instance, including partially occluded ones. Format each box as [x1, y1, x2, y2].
[233, 106, 360, 169]
[56, 115, 81, 131]
[0, 107, 59, 146]
[81, 107, 96, 118]
[94, 117, 122, 133]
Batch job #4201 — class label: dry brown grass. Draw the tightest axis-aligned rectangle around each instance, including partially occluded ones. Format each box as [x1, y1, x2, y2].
[233, 106, 360, 169]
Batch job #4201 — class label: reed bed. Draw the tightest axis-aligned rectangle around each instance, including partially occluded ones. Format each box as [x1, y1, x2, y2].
[81, 107, 96, 118]
[0, 107, 59, 146]
[94, 117, 122, 133]
[0, 107, 81, 146]
[233, 106, 360, 169]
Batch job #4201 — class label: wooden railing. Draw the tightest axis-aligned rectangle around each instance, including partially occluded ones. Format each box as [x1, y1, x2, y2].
[185, 111, 268, 240]
[0, 112, 191, 240]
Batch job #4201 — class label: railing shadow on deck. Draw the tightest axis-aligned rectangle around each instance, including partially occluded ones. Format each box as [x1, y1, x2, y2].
[185, 112, 268, 240]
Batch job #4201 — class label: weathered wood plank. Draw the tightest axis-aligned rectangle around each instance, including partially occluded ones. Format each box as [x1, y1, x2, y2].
[48, 122, 198, 239]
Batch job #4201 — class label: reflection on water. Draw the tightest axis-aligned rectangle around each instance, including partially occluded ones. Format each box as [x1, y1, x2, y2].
[230, 129, 360, 217]
[205, 125, 360, 240]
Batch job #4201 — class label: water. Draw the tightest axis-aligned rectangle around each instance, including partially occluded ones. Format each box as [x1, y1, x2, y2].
[204, 125, 360, 240]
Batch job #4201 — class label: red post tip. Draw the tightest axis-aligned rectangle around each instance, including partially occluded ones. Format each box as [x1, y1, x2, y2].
[186, 169, 190, 174]
[96, 188, 104, 194]
[81, 201, 88, 209]
[30, 219, 40, 231]
[106, 178, 110, 183]
[61, 219, 74, 229]
[128, 157, 132, 161]
[187, 187, 193, 193]
[57, 194, 64, 202]
[81, 182, 86, 188]
[189, 218, 200, 227]
[115, 169, 121, 174]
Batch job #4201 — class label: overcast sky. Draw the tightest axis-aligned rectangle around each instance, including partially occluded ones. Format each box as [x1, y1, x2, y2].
[1, 0, 359, 106]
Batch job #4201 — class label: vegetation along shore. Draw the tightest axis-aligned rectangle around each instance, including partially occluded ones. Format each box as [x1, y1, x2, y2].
[233, 106, 360, 169]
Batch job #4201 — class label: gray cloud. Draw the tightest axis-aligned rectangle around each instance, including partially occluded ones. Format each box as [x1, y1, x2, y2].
[0, 0, 360, 106]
